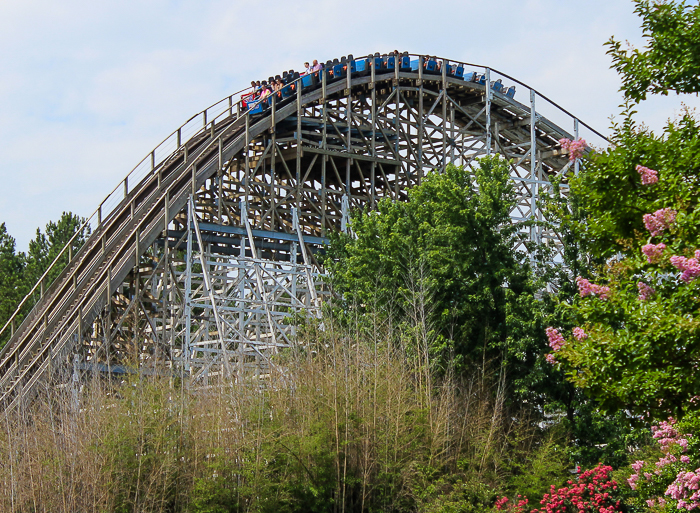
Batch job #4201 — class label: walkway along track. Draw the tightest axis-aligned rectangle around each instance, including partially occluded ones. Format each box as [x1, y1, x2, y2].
[0, 54, 608, 410]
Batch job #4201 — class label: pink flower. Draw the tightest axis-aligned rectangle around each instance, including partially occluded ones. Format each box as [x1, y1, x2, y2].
[642, 243, 666, 263]
[559, 138, 587, 161]
[665, 468, 700, 508]
[670, 254, 700, 283]
[682, 456, 691, 464]
[545, 353, 557, 365]
[545, 327, 565, 351]
[628, 473, 639, 490]
[643, 208, 677, 237]
[636, 165, 659, 185]
[638, 282, 655, 301]
[576, 277, 611, 299]
[573, 327, 588, 341]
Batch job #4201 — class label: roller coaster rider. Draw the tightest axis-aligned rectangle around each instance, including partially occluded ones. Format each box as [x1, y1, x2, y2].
[241, 53, 517, 113]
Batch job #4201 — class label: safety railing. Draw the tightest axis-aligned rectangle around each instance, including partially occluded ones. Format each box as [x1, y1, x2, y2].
[0, 84, 257, 344]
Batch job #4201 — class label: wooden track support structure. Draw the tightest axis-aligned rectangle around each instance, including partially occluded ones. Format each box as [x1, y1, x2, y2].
[0, 53, 607, 407]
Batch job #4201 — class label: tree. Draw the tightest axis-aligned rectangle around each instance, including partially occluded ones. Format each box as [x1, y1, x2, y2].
[607, 0, 700, 102]
[0, 212, 90, 348]
[327, 158, 557, 409]
[23, 211, 90, 304]
[0, 223, 25, 348]
[550, 114, 700, 418]
[549, 0, 700, 419]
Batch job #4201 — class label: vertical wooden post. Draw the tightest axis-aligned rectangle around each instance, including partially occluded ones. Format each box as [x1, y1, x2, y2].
[245, 112, 251, 204]
[218, 143, 223, 224]
[270, 94, 277, 230]
[530, 89, 538, 244]
[164, 191, 170, 237]
[485, 68, 492, 157]
[418, 55, 424, 184]
[441, 59, 448, 170]
[296, 77, 302, 203]
[574, 118, 580, 176]
[191, 159, 198, 195]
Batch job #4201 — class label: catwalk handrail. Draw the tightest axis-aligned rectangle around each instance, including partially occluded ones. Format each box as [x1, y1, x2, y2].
[0, 83, 253, 345]
[0, 53, 608, 348]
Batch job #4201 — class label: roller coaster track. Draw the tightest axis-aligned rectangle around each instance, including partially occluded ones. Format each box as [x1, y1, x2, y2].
[0, 53, 608, 410]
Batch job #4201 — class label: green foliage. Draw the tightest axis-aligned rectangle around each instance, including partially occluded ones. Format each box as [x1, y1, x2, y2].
[0, 212, 89, 349]
[0, 223, 25, 348]
[552, 112, 700, 418]
[607, 0, 700, 102]
[23, 211, 90, 298]
[416, 477, 498, 513]
[569, 112, 700, 259]
[327, 158, 554, 409]
[104, 379, 183, 512]
[511, 436, 570, 499]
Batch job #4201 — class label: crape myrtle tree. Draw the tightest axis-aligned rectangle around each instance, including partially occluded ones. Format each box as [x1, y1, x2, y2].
[326, 157, 563, 412]
[548, 112, 700, 419]
[546, 0, 700, 420]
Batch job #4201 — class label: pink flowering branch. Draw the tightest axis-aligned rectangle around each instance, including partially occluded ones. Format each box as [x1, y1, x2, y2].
[636, 165, 659, 185]
[642, 243, 666, 263]
[643, 208, 677, 237]
[638, 282, 655, 301]
[626, 418, 697, 510]
[576, 277, 611, 299]
[670, 250, 700, 283]
[559, 138, 588, 161]
[544, 327, 567, 365]
[545, 327, 565, 351]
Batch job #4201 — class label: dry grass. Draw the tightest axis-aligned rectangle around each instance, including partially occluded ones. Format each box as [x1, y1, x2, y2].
[0, 316, 542, 513]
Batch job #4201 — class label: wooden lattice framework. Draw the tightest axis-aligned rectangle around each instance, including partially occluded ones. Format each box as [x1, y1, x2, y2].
[0, 54, 607, 403]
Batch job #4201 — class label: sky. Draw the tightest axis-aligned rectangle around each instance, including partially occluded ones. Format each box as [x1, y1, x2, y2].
[0, 0, 698, 251]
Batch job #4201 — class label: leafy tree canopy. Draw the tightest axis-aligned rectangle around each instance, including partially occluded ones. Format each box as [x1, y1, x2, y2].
[0, 212, 89, 349]
[552, 115, 700, 418]
[0, 223, 25, 346]
[550, 1, 700, 419]
[608, 0, 700, 102]
[23, 211, 90, 294]
[327, 158, 558, 408]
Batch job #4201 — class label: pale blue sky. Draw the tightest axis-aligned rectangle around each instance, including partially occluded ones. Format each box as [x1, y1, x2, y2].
[1, 0, 697, 250]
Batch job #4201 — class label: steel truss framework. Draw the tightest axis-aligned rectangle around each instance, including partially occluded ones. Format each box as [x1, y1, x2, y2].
[0, 54, 607, 406]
